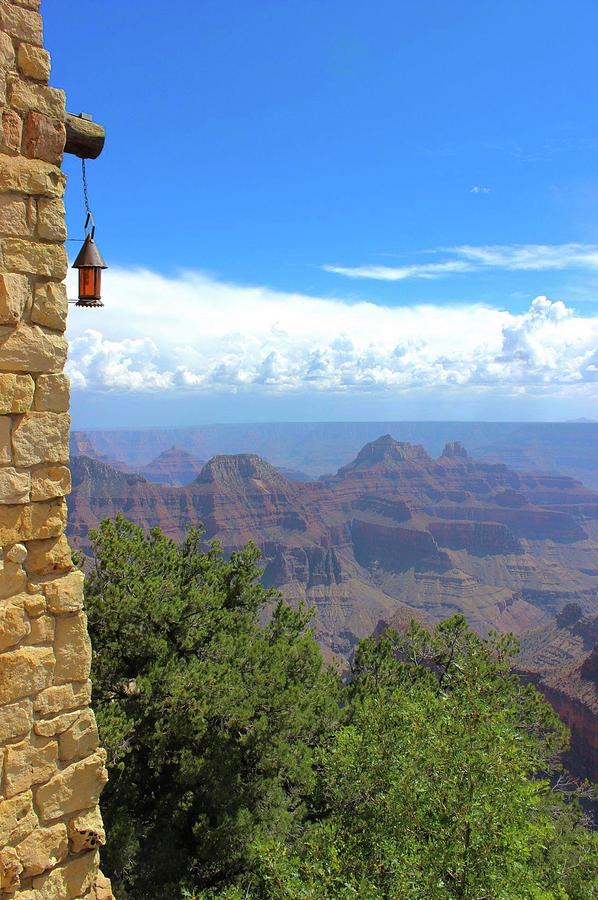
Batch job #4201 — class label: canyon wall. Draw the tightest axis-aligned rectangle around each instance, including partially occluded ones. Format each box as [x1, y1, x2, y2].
[0, 2, 110, 896]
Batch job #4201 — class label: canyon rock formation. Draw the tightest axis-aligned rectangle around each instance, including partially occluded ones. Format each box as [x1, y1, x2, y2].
[68, 436, 598, 779]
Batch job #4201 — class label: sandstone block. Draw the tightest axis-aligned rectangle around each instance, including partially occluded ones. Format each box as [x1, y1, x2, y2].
[31, 464, 71, 500]
[17, 42, 50, 81]
[0, 465, 30, 503]
[0, 846, 22, 892]
[0, 496, 67, 544]
[23, 590, 45, 616]
[24, 611, 54, 643]
[23, 109, 65, 164]
[0, 564, 27, 599]
[12, 0, 41, 11]
[1, 108, 23, 153]
[34, 708, 80, 737]
[11, 411, 70, 464]
[0, 559, 27, 599]
[1, 236, 67, 278]
[0, 414, 10, 462]
[41, 568, 83, 614]
[68, 807, 106, 854]
[35, 753, 107, 820]
[5, 541, 27, 563]
[9, 78, 65, 120]
[0, 323, 67, 372]
[0, 791, 37, 846]
[36, 196, 66, 240]
[33, 680, 91, 717]
[94, 871, 115, 900]
[25, 533, 72, 575]
[59, 710, 99, 762]
[0, 28, 15, 68]
[53, 611, 92, 684]
[0, 155, 65, 198]
[31, 280, 67, 331]
[0, 2, 43, 45]
[0, 191, 32, 236]
[0, 698, 33, 743]
[0, 598, 30, 648]
[0, 373, 35, 412]
[15, 823, 67, 878]
[0, 271, 29, 324]
[4, 737, 58, 798]
[30, 848, 100, 900]
[33, 372, 69, 411]
[0, 65, 5, 104]
[7, 587, 34, 608]
[0, 644, 53, 704]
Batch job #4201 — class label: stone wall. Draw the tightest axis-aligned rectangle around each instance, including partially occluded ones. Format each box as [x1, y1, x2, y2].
[0, 2, 111, 896]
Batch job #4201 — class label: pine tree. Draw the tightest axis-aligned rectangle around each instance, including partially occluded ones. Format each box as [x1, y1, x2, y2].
[85, 515, 338, 898]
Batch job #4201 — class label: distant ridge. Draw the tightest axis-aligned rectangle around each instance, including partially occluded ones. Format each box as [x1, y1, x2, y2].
[70, 421, 598, 488]
[196, 453, 291, 489]
[68, 434, 598, 653]
[139, 446, 205, 485]
[337, 435, 431, 471]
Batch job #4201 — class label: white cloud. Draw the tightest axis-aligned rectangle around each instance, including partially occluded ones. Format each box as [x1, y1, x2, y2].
[65, 268, 598, 400]
[322, 261, 474, 281]
[323, 242, 598, 282]
[455, 243, 598, 271]
[470, 186, 491, 194]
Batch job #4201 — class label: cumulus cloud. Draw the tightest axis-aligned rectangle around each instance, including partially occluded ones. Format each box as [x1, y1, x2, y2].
[324, 242, 598, 281]
[470, 186, 491, 194]
[65, 268, 598, 399]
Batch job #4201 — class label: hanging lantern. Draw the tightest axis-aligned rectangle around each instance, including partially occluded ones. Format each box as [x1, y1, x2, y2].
[71, 159, 108, 308]
[72, 218, 107, 307]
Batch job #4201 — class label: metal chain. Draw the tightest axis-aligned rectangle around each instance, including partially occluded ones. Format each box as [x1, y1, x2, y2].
[81, 158, 92, 218]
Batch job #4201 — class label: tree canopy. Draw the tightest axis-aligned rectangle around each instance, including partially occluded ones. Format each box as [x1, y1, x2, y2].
[85, 516, 598, 899]
[240, 621, 597, 899]
[85, 515, 338, 897]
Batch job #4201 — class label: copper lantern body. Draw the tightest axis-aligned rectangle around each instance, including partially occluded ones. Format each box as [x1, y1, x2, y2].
[72, 231, 107, 307]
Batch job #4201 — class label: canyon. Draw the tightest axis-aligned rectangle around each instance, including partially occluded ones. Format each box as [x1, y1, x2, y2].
[71, 420, 598, 488]
[67, 435, 598, 780]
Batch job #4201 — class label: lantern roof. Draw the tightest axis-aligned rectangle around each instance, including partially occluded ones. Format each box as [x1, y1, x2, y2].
[72, 233, 107, 269]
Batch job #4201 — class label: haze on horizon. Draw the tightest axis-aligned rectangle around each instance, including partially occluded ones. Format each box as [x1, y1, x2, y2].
[46, 1, 598, 429]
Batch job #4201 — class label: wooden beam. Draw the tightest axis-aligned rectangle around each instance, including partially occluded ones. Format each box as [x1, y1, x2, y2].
[64, 112, 105, 159]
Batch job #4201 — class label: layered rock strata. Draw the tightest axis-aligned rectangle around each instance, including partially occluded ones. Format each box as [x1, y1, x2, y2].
[67, 437, 598, 774]
[68, 437, 598, 658]
[0, 3, 110, 896]
[517, 608, 598, 781]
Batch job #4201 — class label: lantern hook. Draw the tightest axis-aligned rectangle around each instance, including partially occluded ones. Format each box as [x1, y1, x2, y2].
[84, 211, 96, 241]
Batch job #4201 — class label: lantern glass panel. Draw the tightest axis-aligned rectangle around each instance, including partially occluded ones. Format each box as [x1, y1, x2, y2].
[78, 267, 101, 301]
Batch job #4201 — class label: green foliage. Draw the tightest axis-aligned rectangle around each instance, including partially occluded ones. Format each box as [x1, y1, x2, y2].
[85, 515, 338, 898]
[235, 618, 597, 899]
[87, 517, 598, 899]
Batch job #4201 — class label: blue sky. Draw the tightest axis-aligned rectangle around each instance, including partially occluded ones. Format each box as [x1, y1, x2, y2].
[45, 1, 598, 426]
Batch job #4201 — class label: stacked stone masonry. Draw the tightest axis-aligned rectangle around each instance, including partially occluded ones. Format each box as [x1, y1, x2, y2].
[0, 2, 112, 896]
